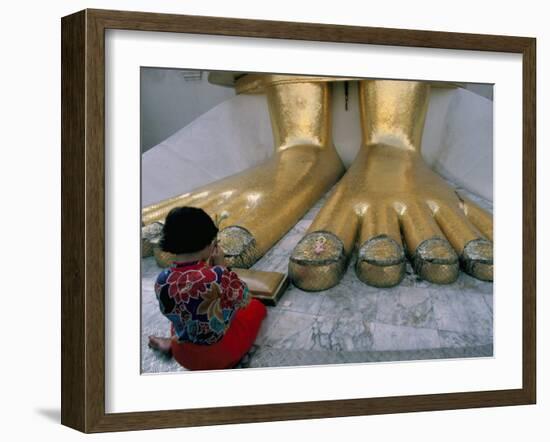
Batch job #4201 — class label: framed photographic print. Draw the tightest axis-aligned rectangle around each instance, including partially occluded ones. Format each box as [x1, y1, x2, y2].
[61, 8, 536, 433]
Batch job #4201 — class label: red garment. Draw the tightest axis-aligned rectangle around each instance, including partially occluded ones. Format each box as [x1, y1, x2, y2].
[171, 298, 267, 370]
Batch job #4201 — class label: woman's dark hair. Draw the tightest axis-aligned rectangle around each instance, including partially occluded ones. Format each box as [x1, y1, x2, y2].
[159, 206, 218, 254]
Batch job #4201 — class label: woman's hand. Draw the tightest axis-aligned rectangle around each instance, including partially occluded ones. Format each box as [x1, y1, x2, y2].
[209, 242, 227, 267]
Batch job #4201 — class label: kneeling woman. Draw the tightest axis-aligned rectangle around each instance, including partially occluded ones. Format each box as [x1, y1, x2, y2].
[148, 207, 267, 370]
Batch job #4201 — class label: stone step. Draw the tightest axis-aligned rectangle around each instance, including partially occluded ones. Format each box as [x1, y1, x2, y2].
[239, 344, 493, 369]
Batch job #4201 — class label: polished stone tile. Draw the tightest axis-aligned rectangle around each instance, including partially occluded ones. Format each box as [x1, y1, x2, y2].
[438, 330, 493, 348]
[142, 256, 161, 279]
[272, 220, 312, 250]
[259, 311, 318, 350]
[258, 311, 377, 352]
[253, 252, 290, 274]
[319, 284, 378, 321]
[140, 310, 184, 373]
[253, 221, 310, 272]
[376, 288, 437, 329]
[372, 323, 440, 351]
[311, 314, 375, 351]
[453, 272, 494, 295]
[431, 290, 493, 337]
[141, 344, 185, 373]
[483, 294, 493, 313]
[277, 287, 326, 316]
[253, 307, 283, 346]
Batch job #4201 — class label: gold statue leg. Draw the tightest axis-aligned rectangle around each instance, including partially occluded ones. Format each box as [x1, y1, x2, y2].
[289, 79, 493, 290]
[142, 76, 345, 267]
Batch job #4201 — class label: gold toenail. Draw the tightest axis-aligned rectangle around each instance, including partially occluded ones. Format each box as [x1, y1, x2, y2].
[289, 231, 346, 291]
[218, 226, 258, 268]
[356, 235, 405, 287]
[142, 221, 164, 258]
[461, 239, 493, 281]
[413, 237, 459, 284]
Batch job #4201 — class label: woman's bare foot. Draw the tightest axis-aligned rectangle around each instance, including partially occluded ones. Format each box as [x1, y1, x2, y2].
[148, 336, 173, 356]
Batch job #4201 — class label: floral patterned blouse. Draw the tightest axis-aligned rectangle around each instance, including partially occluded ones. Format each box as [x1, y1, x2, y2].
[154, 260, 250, 345]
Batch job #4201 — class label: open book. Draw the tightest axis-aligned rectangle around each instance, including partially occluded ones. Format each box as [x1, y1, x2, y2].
[233, 268, 289, 306]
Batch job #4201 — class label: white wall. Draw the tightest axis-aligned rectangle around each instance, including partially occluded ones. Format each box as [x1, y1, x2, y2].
[140, 68, 235, 152]
[1, 1, 547, 441]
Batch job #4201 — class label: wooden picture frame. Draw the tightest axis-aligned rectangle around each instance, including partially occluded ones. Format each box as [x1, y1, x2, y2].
[61, 8, 536, 433]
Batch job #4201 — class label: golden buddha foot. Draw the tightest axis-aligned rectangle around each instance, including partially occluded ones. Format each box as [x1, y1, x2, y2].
[289, 79, 493, 290]
[142, 76, 345, 268]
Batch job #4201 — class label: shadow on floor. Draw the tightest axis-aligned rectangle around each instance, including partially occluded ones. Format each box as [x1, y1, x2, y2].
[35, 408, 60, 423]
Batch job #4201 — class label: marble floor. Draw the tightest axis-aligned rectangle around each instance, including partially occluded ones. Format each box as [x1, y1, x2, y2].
[141, 185, 493, 373]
